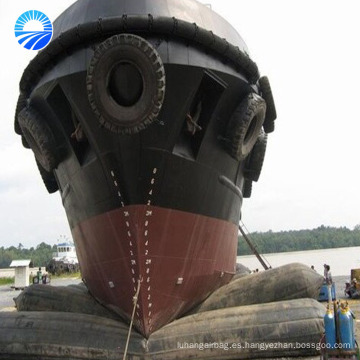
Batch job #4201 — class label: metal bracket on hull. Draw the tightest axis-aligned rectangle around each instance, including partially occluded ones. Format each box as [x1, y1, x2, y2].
[218, 175, 242, 199]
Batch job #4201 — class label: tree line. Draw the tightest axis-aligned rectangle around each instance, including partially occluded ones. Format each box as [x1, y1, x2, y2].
[1, 225, 360, 268]
[0, 242, 56, 269]
[237, 225, 360, 256]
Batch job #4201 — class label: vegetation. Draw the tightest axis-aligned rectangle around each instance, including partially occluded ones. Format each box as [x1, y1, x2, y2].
[1, 225, 360, 267]
[0, 242, 56, 268]
[0, 277, 14, 285]
[237, 225, 360, 255]
[51, 271, 81, 279]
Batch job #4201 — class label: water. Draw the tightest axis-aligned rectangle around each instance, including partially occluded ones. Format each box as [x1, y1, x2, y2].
[237, 246, 360, 276]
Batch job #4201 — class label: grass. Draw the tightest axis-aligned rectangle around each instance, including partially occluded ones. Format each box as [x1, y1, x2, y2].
[0, 277, 14, 285]
[0, 271, 81, 286]
[0, 272, 81, 286]
[50, 271, 81, 279]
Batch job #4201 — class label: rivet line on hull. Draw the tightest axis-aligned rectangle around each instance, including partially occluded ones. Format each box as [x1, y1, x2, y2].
[122, 207, 143, 332]
[110, 170, 125, 207]
[144, 167, 158, 332]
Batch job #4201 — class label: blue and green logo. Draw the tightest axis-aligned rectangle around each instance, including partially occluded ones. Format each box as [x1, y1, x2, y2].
[14, 10, 53, 50]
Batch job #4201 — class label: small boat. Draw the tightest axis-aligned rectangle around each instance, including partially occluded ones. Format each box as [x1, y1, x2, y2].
[46, 242, 79, 275]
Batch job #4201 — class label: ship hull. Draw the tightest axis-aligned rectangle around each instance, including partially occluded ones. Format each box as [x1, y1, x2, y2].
[14, 0, 275, 339]
[72, 204, 237, 336]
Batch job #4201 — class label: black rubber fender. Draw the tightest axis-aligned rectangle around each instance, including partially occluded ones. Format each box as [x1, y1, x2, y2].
[0, 297, 325, 359]
[15, 283, 120, 320]
[46, 261, 56, 274]
[193, 263, 324, 313]
[242, 178, 252, 198]
[15, 15, 260, 135]
[15, 14, 260, 102]
[21, 136, 30, 149]
[14, 93, 27, 135]
[259, 76, 277, 133]
[87, 33, 166, 134]
[244, 129, 268, 182]
[223, 92, 266, 161]
[36, 159, 59, 194]
[18, 107, 59, 172]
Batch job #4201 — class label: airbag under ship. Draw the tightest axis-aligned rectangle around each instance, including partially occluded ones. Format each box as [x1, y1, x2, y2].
[15, 0, 276, 337]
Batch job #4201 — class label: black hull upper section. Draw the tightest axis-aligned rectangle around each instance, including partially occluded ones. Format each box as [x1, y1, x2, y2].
[31, 64, 245, 229]
[15, 0, 260, 110]
[52, 0, 249, 54]
[15, 0, 276, 242]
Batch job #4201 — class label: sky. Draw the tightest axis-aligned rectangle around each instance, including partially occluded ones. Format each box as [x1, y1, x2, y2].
[0, 0, 359, 248]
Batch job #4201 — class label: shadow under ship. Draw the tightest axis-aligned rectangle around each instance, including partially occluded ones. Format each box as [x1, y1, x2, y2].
[15, 0, 276, 337]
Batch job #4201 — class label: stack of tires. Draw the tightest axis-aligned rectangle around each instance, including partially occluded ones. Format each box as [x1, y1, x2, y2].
[46, 259, 79, 275]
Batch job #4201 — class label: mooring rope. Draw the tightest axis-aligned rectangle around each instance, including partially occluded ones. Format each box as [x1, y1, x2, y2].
[122, 278, 141, 360]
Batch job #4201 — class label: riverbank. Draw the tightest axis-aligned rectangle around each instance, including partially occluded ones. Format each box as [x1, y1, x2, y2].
[238, 246, 360, 276]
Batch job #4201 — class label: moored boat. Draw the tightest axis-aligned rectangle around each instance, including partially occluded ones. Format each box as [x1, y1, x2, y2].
[15, 0, 276, 337]
[46, 242, 79, 275]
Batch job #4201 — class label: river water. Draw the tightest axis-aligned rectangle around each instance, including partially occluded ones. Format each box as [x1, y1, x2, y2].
[237, 246, 360, 276]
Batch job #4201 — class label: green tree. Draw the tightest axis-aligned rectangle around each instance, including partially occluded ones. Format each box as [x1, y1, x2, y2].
[238, 226, 360, 255]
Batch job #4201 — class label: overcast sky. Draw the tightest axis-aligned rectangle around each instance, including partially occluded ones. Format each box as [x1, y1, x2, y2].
[1, 0, 359, 248]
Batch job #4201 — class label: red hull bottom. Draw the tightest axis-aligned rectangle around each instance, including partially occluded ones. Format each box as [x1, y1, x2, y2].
[72, 205, 237, 337]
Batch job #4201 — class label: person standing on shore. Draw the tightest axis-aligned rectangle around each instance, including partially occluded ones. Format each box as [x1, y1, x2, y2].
[324, 264, 333, 301]
[324, 264, 333, 285]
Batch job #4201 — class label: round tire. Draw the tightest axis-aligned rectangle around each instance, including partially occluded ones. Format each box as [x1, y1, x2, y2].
[87, 34, 166, 134]
[14, 93, 28, 135]
[18, 107, 58, 172]
[244, 130, 268, 182]
[242, 179, 252, 198]
[47, 264, 55, 275]
[21, 135, 30, 149]
[36, 159, 59, 194]
[224, 93, 266, 161]
[259, 76, 277, 133]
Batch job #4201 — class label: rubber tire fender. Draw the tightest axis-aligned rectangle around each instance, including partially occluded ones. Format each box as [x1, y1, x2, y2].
[242, 179, 252, 198]
[87, 34, 166, 134]
[36, 159, 59, 194]
[259, 76, 277, 133]
[224, 92, 266, 161]
[18, 107, 59, 172]
[46, 262, 55, 274]
[244, 130, 268, 182]
[14, 93, 28, 135]
[21, 136, 30, 149]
